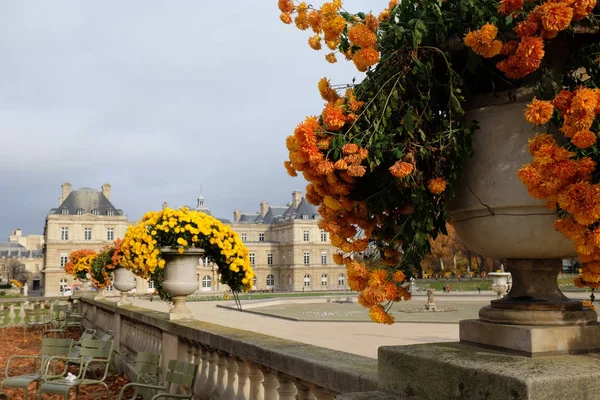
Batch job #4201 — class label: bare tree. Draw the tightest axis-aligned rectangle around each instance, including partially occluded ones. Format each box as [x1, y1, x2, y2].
[0, 259, 28, 283]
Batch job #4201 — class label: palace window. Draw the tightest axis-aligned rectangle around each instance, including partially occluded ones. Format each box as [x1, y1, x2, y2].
[202, 275, 212, 288]
[60, 227, 69, 241]
[304, 274, 311, 287]
[338, 273, 345, 286]
[320, 230, 327, 242]
[259, 233, 265, 242]
[76, 209, 83, 216]
[321, 252, 327, 265]
[302, 214, 308, 220]
[84, 228, 92, 241]
[59, 278, 68, 293]
[303, 252, 310, 265]
[321, 274, 328, 287]
[61, 209, 69, 215]
[267, 253, 273, 266]
[241, 233, 247, 242]
[249, 253, 255, 266]
[303, 230, 309, 242]
[60, 253, 68, 267]
[92, 210, 99, 216]
[266, 274, 275, 287]
[107, 228, 114, 241]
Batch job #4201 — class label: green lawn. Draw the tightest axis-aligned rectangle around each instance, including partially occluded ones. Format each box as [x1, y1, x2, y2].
[188, 291, 354, 302]
[415, 280, 492, 292]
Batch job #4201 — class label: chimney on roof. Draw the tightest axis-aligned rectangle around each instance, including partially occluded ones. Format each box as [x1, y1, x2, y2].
[259, 201, 270, 217]
[13, 229, 22, 237]
[162, 202, 168, 210]
[60, 182, 72, 205]
[233, 210, 241, 223]
[101, 183, 111, 200]
[291, 191, 302, 208]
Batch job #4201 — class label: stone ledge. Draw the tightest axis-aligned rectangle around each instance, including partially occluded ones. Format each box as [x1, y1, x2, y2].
[378, 342, 600, 400]
[460, 319, 600, 356]
[81, 298, 378, 394]
[336, 391, 408, 399]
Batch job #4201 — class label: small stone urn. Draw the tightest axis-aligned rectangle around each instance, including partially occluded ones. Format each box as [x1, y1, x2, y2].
[78, 274, 92, 292]
[488, 272, 511, 299]
[161, 247, 204, 320]
[113, 268, 136, 306]
[93, 284, 106, 301]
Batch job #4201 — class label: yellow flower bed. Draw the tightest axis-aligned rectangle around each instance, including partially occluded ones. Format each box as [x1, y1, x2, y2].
[121, 207, 254, 299]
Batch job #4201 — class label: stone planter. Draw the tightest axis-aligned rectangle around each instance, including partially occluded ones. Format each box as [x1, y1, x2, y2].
[449, 89, 597, 326]
[488, 272, 511, 299]
[161, 247, 204, 320]
[93, 284, 105, 301]
[113, 268, 136, 306]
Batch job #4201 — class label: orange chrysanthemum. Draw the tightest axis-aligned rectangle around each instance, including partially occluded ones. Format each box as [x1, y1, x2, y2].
[498, 0, 524, 15]
[553, 90, 574, 114]
[347, 165, 366, 177]
[427, 178, 448, 194]
[278, 0, 294, 13]
[325, 52, 337, 63]
[365, 13, 380, 32]
[369, 304, 394, 325]
[280, 13, 293, 24]
[348, 23, 378, 48]
[392, 270, 406, 283]
[342, 143, 359, 155]
[308, 35, 322, 50]
[389, 161, 414, 178]
[284, 160, 297, 177]
[322, 103, 346, 130]
[525, 98, 554, 125]
[538, 2, 574, 32]
[571, 130, 597, 149]
[308, 10, 322, 33]
[352, 48, 380, 72]
[318, 78, 340, 103]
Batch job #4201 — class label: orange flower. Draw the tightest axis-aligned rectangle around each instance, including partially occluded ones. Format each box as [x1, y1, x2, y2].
[525, 98, 554, 125]
[389, 161, 414, 178]
[369, 304, 394, 325]
[348, 23, 378, 48]
[318, 78, 340, 103]
[571, 130, 597, 149]
[280, 13, 293, 24]
[295, 11, 310, 30]
[427, 178, 448, 194]
[498, 0, 524, 15]
[557, 181, 595, 214]
[392, 270, 406, 283]
[323, 15, 346, 41]
[294, 116, 323, 162]
[365, 13, 380, 32]
[347, 165, 366, 177]
[527, 134, 556, 155]
[501, 40, 519, 56]
[572, 0, 596, 21]
[315, 160, 335, 175]
[284, 161, 297, 177]
[308, 10, 322, 33]
[553, 90, 574, 114]
[514, 13, 541, 38]
[378, 9, 390, 21]
[308, 35, 322, 50]
[278, 0, 294, 13]
[322, 103, 346, 131]
[342, 143, 359, 155]
[368, 269, 388, 288]
[352, 48, 380, 72]
[571, 88, 598, 115]
[325, 52, 337, 63]
[334, 159, 348, 170]
[538, 2, 573, 32]
[517, 164, 543, 188]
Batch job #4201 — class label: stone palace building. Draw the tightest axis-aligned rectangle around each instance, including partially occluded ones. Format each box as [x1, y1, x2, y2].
[41, 183, 348, 296]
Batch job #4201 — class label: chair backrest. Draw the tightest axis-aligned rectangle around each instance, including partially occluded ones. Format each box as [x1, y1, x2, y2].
[79, 329, 96, 342]
[135, 352, 161, 385]
[164, 360, 199, 394]
[24, 308, 42, 323]
[40, 338, 73, 357]
[79, 339, 113, 360]
[99, 330, 114, 341]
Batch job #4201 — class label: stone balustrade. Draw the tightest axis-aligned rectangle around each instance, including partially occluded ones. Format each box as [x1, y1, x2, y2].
[0, 297, 67, 327]
[80, 298, 378, 399]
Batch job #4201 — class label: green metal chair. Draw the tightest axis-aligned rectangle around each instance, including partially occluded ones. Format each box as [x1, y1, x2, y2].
[38, 339, 114, 400]
[68, 330, 113, 370]
[116, 352, 161, 400]
[117, 360, 198, 400]
[23, 308, 46, 335]
[1, 338, 73, 400]
[64, 310, 85, 334]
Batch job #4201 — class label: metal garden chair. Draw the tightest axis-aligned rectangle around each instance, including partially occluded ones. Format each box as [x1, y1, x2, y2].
[23, 308, 46, 335]
[116, 352, 161, 400]
[1, 337, 73, 400]
[38, 339, 114, 400]
[68, 330, 113, 372]
[117, 360, 198, 400]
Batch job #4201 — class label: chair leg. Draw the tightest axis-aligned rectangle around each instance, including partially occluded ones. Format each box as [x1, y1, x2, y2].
[102, 382, 111, 400]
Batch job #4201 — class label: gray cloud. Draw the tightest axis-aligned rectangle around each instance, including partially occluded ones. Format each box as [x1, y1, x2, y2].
[0, 0, 387, 236]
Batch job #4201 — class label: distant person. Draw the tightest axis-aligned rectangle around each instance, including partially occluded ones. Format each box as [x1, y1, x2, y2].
[477, 286, 481, 294]
[447, 285, 450, 293]
[442, 285, 447, 293]
[591, 292, 596, 303]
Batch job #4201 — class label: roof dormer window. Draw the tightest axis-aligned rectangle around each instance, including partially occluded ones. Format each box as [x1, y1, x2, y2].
[107, 210, 114, 216]
[76, 209, 83, 216]
[302, 214, 308, 220]
[92, 210, 99, 216]
[61, 209, 69, 215]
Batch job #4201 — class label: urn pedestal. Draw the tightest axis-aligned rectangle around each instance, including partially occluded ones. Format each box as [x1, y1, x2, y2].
[161, 248, 204, 320]
[113, 268, 136, 307]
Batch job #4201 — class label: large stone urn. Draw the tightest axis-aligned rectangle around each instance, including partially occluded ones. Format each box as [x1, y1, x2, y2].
[113, 268, 136, 306]
[161, 248, 203, 320]
[449, 88, 598, 354]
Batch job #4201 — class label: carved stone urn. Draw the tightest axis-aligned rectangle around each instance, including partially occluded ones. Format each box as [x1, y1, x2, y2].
[113, 268, 136, 306]
[449, 89, 597, 327]
[161, 248, 204, 320]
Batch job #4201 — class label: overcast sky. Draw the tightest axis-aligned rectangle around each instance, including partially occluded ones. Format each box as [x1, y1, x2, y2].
[0, 1, 388, 237]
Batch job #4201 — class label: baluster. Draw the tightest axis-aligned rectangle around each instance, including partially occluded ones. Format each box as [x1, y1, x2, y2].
[296, 382, 317, 400]
[0, 304, 4, 327]
[277, 373, 297, 400]
[216, 352, 228, 398]
[196, 347, 210, 399]
[248, 362, 264, 400]
[19, 302, 25, 325]
[223, 356, 238, 399]
[261, 369, 279, 400]
[187, 343, 193, 363]
[40, 300, 46, 309]
[192, 345, 204, 398]
[311, 386, 337, 400]
[204, 349, 219, 399]
[7, 304, 15, 326]
[235, 359, 250, 400]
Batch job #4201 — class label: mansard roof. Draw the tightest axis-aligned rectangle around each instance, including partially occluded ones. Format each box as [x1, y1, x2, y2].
[235, 198, 320, 225]
[0, 242, 42, 258]
[50, 188, 123, 216]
